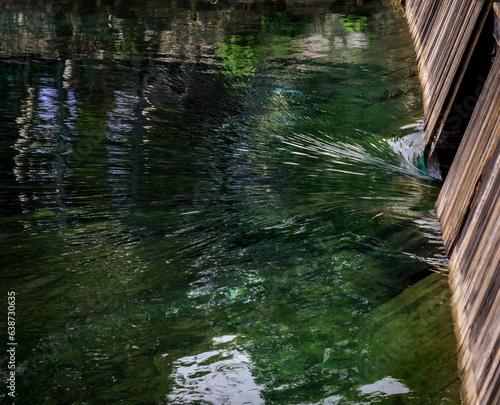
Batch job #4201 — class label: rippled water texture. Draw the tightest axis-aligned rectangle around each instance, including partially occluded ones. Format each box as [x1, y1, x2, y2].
[0, 0, 460, 404]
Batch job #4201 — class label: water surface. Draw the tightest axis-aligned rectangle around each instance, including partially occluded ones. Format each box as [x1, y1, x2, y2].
[0, 1, 460, 403]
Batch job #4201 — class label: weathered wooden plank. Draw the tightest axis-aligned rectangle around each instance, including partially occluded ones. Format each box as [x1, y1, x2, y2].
[494, 3, 500, 44]
[447, 134, 500, 405]
[405, 0, 493, 161]
[435, 51, 500, 254]
[407, 2, 500, 404]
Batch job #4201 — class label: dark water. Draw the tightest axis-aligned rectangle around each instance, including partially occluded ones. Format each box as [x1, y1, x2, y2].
[0, 1, 460, 404]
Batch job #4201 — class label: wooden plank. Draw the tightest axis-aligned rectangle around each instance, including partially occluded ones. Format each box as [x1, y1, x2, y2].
[494, 3, 500, 44]
[447, 136, 500, 405]
[405, 0, 493, 162]
[407, 2, 500, 404]
[437, 49, 500, 405]
[435, 51, 500, 254]
[426, 0, 492, 161]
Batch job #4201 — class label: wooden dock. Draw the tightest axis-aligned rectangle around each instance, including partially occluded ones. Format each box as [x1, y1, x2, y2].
[406, 1, 500, 404]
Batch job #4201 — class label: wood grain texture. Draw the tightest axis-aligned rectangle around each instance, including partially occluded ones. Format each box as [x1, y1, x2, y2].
[405, 0, 493, 161]
[406, 1, 500, 403]
[435, 52, 500, 254]
[438, 49, 500, 405]
[448, 120, 500, 404]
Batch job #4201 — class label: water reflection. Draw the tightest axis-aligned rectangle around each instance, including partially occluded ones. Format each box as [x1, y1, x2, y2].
[0, 0, 460, 404]
[168, 335, 264, 404]
[358, 376, 410, 398]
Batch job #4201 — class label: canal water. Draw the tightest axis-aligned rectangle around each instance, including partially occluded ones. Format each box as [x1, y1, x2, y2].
[0, 0, 460, 403]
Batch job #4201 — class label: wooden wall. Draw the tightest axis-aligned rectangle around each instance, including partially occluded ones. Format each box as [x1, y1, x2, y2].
[442, 51, 500, 405]
[405, 0, 492, 162]
[406, 1, 500, 404]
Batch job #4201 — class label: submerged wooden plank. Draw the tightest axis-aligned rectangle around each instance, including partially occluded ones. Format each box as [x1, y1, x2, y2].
[435, 51, 500, 254]
[405, 0, 492, 161]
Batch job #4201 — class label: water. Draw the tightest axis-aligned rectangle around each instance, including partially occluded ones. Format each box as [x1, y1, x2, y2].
[0, 1, 460, 404]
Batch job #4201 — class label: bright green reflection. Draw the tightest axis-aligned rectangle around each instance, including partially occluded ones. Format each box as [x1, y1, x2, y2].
[339, 14, 368, 32]
[0, 1, 459, 404]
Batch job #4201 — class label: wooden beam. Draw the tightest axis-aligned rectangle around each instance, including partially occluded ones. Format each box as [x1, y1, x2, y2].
[405, 0, 493, 163]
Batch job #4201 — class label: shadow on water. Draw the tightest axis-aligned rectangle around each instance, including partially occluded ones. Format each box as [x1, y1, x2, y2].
[0, 0, 460, 404]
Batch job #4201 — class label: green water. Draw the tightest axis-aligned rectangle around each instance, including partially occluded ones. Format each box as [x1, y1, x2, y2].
[0, 1, 460, 404]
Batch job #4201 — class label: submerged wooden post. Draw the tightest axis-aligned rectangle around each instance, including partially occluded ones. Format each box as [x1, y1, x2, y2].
[405, 1, 500, 404]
